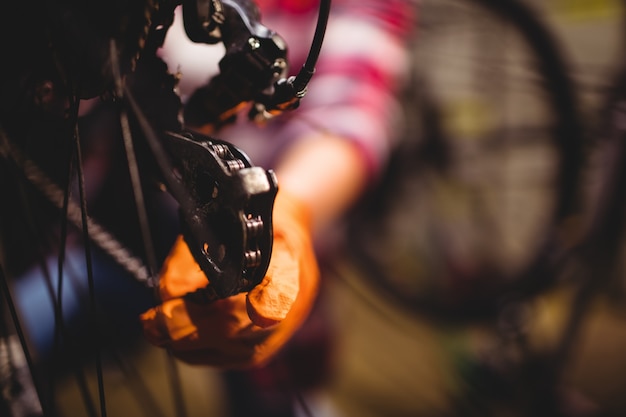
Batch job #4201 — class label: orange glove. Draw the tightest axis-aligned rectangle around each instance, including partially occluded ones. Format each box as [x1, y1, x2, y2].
[139, 189, 320, 369]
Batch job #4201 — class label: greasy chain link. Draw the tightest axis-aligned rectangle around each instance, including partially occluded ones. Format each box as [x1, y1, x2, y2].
[206, 141, 264, 272]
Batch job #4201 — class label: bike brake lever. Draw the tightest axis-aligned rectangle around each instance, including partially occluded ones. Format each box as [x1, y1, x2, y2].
[160, 130, 278, 302]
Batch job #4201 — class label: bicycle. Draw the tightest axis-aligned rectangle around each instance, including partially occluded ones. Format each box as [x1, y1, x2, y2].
[0, 0, 330, 416]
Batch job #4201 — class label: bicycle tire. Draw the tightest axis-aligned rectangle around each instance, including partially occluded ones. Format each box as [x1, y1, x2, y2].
[347, 0, 586, 320]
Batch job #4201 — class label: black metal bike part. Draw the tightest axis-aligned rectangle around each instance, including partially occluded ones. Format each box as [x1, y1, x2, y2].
[160, 130, 278, 301]
[182, 0, 289, 128]
[182, 0, 332, 128]
[182, 0, 226, 44]
[250, 0, 331, 118]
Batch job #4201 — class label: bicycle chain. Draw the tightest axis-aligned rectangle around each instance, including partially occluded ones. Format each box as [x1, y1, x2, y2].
[0, 130, 153, 286]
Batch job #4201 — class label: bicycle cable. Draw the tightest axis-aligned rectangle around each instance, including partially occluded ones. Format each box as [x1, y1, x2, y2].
[292, 0, 331, 96]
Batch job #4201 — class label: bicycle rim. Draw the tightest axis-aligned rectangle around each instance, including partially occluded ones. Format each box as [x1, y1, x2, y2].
[349, 0, 588, 319]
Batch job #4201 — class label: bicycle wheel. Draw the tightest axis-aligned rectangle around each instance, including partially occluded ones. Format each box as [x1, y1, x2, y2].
[338, 1, 626, 416]
[348, 0, 589, 318]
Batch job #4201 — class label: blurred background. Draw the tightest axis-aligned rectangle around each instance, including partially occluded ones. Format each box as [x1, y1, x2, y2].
[311, 0, 626, 416]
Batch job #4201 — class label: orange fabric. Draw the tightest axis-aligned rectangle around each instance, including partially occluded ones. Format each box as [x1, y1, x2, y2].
[139, 189, 320, 369]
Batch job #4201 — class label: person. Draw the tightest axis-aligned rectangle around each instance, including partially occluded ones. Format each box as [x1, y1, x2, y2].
[138, 0, 417, 414]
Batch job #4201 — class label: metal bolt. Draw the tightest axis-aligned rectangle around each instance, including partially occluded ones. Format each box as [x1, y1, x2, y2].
[248, 37, 261, 50]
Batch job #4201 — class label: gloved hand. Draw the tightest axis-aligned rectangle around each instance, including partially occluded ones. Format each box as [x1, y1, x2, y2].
[139, 189, 320, 369]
